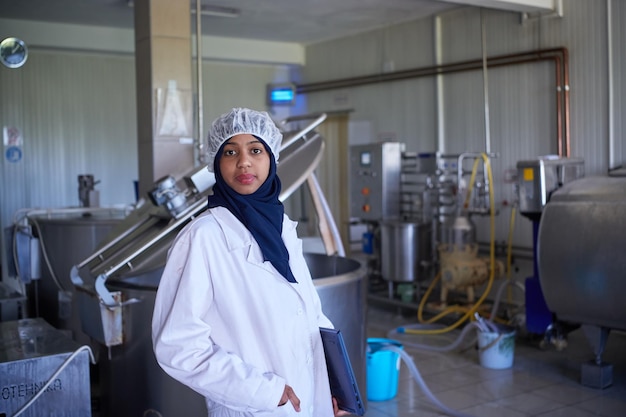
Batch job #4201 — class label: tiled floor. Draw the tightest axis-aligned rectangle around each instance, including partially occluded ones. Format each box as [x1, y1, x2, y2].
[363, 306, 626, 417]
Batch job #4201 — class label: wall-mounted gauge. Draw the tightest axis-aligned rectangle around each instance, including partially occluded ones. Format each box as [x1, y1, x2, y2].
[0, 37, 28, 69]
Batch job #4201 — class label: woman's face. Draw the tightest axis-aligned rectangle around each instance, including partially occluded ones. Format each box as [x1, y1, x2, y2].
[218, 134, 271, 195]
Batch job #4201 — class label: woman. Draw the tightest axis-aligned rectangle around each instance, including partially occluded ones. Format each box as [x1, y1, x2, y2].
[152, 107, 348, 416]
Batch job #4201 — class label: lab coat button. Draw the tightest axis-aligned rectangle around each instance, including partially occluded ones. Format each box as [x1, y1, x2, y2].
[297, 308, 303, 315]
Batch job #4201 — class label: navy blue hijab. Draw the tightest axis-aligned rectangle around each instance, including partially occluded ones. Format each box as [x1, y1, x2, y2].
[207, 138, 297, 283]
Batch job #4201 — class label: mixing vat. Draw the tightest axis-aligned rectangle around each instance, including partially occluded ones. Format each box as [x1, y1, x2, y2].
[96, 253, 367, 416]
[27, 212, 124, 343]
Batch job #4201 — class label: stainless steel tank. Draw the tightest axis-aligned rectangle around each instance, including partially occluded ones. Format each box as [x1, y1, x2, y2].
[380, 220, 432, 282]
[304, 253, 367, 394]
[537, 176, 626, 330]
[28, 212, 124, 343]
[98, 254, 367, 416]
[440, 214, 476, 249]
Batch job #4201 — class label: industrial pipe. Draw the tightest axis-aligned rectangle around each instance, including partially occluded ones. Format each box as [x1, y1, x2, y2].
[195, 0, 206, 165]
[296, 48, 571, 157]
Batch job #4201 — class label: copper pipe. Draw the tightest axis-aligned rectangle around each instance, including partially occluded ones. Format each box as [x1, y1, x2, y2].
[482, 55, 564, 156]
[562, 48, 571, 157]
[297, 48, 571, 157]
[554, 55, 564, 157]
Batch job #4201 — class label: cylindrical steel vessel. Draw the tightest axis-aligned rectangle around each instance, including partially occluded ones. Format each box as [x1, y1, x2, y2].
[29, 213, 124, 344]
[304, 253, 367, 399]
[537, 176, 626, 330]
[440, 215, 476, 249]
[380, 220, 431, 281]
[98, 253, 367, 417]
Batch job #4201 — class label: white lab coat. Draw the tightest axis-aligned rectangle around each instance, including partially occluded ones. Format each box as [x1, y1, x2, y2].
[152, 206, 335, 417]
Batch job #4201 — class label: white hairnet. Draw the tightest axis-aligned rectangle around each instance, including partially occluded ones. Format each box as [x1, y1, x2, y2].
[206, 107, 282, 172]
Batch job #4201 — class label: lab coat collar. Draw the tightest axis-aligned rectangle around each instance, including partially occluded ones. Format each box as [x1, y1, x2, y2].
[208, 206, 299, 269]
[209, 206, 256, 252]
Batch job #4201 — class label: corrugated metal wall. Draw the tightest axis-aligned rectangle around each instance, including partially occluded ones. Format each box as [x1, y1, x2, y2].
[611, 0, 625, 168]
[0, 52, 138, 218]
[0, 51, 288, 232]
[301, 0, 625, 249]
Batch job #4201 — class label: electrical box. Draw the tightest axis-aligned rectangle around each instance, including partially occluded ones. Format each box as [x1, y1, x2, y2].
[349, 142, 403, 221]
[0, 318, 91, 417]
[516, 156, 584, 218]
[266, 83, 296, 106]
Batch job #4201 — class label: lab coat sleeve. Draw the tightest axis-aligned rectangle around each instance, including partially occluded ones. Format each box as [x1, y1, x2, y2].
[152, 226, 285, 412]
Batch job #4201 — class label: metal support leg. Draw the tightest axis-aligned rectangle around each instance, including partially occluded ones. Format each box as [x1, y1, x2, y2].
[580, 324, 613, 389]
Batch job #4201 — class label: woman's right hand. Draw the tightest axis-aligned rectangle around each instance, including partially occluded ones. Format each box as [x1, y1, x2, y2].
[279, 384, 301, 412]
[332, 397, 350, 416]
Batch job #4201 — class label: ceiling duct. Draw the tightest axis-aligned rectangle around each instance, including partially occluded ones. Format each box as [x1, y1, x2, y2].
[191, 4, 240, 18]
[437, 0, 557, 13]
[127, 1, 240, 18]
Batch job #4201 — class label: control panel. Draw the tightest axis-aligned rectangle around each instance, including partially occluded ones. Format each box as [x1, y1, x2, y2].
[516, 156, 584, 218]
[349, 142, 402, 221]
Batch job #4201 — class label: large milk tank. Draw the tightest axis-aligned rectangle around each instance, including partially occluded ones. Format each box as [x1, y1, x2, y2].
[98, 254, 366, 416]
[537, 176, 626, 331]
[537, 175, 626, 387]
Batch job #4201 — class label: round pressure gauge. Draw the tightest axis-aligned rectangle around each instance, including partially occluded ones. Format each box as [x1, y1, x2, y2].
[0, 37, 28, 69]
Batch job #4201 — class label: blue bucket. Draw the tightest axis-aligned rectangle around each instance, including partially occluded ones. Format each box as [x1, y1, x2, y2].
[366, 338, 403, 401]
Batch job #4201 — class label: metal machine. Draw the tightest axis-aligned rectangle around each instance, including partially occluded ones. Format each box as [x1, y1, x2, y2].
[349, 143, 435, 288]
[61, 113, 368, 416]
[350, 142, 403, 221]
[537, 173, 626, 388]
[350, 143, 501, 309]
[16, 209, 128, 345]
[516, 156, 584, 335]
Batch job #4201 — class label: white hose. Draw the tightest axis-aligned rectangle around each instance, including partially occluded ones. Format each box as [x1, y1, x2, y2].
[388, 321, 481, 352]
[489, 279, 526, 320]
[27, 218, 66, 291]
[382, 345, 477, 417]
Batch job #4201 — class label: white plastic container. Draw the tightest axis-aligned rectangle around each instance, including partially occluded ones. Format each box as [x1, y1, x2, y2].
[477, 329, 516, 369]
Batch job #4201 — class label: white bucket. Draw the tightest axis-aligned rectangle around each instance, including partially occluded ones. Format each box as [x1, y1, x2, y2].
[477, 330, 516, 369]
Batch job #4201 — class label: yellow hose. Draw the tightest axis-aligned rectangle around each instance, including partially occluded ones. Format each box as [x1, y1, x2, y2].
[417, 271, 440, 323]
[404, 153, 495, 335]
[417, 272, 486, 324]
[506, 205, 516, 304]
[463, 158, 482, 210]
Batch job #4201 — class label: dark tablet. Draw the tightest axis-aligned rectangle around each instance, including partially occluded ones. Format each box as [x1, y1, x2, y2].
[320, 327, 366, 416]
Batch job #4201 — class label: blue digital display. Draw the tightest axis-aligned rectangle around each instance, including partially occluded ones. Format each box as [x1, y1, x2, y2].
[271, 88, 294, 102]
[267, 83, 296, 106]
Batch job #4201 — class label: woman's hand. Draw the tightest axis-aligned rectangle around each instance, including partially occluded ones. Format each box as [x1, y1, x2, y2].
[332, 397, 351, 416]
[279, 385, 301, 412]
